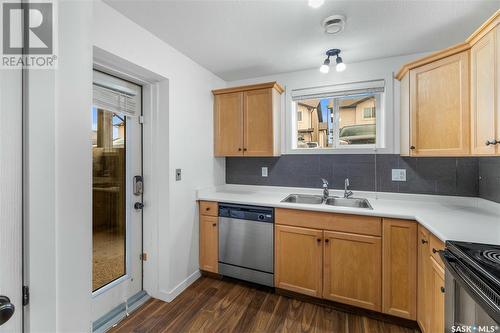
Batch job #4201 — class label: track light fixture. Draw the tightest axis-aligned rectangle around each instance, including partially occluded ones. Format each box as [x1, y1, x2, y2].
[319, 49, 346, 74]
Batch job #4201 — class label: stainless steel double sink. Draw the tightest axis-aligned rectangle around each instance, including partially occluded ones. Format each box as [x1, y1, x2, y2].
[281, 194, 373, 209]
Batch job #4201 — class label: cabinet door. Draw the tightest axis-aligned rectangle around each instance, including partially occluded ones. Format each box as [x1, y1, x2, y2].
[417, 226, 431, 333]
[409, 51, 470, 156]
[199, 215, 218, 273]
[471, 27, 498, 155]
[214, 92, 243, 156]
[430, 257, 445, 333]
[275, 225, 323, 297]
[382, 219, 417, 319]
[243, 88, 274, 156]
[323, 231, 381, 311]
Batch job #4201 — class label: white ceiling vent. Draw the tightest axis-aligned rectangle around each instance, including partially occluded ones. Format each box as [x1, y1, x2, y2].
[322, 15, 346, 35]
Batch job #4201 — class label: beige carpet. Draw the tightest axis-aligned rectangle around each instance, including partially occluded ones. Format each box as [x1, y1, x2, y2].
[93, 229, 125, 291]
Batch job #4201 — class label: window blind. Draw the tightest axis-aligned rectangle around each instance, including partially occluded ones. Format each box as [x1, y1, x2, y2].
[291, 79, 385, 101]
[93, 70, 141, 116]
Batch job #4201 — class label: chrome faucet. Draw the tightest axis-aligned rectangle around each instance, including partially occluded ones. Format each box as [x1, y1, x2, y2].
[321, 178, 329, 201]
[344, 178, 353, 198]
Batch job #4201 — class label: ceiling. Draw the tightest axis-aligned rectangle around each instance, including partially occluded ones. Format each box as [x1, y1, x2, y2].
[104, 0, 500, 81]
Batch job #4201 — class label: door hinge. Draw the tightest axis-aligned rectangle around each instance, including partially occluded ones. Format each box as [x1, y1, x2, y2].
[140, 253, 148, 261]
[22, 286, 29, 306]
[138, 116, 144, 124]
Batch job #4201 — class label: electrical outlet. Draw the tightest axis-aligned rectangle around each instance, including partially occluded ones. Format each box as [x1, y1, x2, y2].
[391, 169, 406, 181]
[261, 167, 268, 177]
[175, 168, 182, 181]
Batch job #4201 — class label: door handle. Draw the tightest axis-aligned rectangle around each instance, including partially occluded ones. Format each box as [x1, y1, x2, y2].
[134, 202, 144, 210]
[0, 296, 15, 326]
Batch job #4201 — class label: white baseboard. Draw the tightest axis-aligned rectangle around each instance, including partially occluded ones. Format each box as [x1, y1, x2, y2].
[156, 270, 201, 303]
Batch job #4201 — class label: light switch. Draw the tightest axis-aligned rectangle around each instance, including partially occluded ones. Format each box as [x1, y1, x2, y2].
[261, 167, 268, 177]
[392, 169, 406, 181]
[175, 168, 182, 181]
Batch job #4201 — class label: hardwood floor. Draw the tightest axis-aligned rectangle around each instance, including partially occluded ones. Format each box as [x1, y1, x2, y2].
[110, 277, 420, 333]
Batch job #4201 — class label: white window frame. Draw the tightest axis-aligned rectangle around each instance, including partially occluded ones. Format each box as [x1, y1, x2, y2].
[284, 78, 394, 155]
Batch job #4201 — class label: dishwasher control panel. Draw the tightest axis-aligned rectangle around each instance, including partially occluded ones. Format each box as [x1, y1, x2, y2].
[218, 203, 274, 223]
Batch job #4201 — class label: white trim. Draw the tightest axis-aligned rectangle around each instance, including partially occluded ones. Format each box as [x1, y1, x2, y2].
[92, 45, 168, 307]
[156, 270, 201, 303]
[284, 73, 396, 154]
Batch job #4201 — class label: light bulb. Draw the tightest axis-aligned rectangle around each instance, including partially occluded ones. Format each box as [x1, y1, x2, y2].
[335, 56, 346, 72]
[308, 0, 324, 9]
[320, 64, 330, 73]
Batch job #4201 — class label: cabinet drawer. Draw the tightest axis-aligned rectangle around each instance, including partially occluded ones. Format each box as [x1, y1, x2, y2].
[430, 234, 445, 268]
[199, 201, 218, 216]
[276, 208, 381, 236]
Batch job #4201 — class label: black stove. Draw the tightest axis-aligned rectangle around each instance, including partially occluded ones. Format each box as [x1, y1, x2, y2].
[442, 240, 500, 327]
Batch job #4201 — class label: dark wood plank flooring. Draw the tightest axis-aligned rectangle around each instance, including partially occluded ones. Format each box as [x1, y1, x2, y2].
[110, 277, 420, 333]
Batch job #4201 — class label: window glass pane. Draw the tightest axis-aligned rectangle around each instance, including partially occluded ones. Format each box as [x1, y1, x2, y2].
[338, 95, 376, 145]
[296, 98, 334, 148]
[295, 93, 378, 148]
[92, 106, 126, 291]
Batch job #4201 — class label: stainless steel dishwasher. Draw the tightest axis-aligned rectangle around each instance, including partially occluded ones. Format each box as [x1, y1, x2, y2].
[218, 203, 274, 287]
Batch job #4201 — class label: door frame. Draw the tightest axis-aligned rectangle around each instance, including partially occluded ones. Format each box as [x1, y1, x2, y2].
[92, 46, 168, 309]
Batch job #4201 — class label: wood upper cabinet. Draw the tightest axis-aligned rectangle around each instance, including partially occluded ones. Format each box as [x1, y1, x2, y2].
[471, 24, 500, 155]
[199, 201, 218, 273]
[382, 219, 417, 320]
[213, 82, 283, 157]
[417, 226, 432, 333]
[275, 225, 323, 297]
[214, 92, 243, 156]
[430, 256, 445, 333]
[323, 231, 382, 311]
[406, 51, 470, 156]
[398, 11, 500, 157]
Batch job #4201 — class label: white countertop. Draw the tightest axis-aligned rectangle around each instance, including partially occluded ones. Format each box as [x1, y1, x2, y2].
[197, 184, 500, 245]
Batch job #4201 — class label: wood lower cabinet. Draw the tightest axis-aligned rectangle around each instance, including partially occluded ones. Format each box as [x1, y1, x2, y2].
[323, 231, 382, 311]
[417, 226, 432, 333]
[274, 225, 323, 297]
[199, 201, 219, 273]
[430, 257, 445, 333]
[407, 51, 470, 156]
[382, 219, 417, 320]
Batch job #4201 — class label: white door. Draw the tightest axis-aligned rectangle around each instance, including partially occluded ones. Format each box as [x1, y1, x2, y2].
[0, 69, 23, 330]
[91, 70, 143, 322]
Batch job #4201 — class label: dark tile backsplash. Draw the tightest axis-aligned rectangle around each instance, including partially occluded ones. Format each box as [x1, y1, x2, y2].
[478, 157, 500, 203]
[226, 154, 480, 197]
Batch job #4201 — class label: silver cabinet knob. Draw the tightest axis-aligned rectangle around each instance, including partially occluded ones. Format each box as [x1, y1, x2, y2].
[485, 140, 497, 146]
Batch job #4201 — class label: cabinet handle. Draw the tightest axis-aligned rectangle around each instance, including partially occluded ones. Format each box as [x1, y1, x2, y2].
[432, 248, 439, 254]
[325, 239, 329, 243]
[421, 239, 428, 244]
[410, 146, 416, 150]
[440, 286, 445, 293]
[243, 148, 247, 151]
[212, 223, 217, 227]
[206, 207, 210, 211]
[486, 140, 498, 146]
[317, 238, 321, 243]
[238, 148, 242, 151]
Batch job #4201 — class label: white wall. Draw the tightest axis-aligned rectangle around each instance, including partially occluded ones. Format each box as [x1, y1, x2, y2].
[26, 1, 93, 332]
[92, 0, 226, 303]
[228, 53, 428, 154]
[27, 0, 225, 331]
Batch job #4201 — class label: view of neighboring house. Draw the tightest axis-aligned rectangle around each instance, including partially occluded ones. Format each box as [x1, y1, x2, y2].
[296, 95, 377, 148]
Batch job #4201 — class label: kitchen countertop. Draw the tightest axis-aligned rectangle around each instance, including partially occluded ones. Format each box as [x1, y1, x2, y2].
[197, 184, 500, 245]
